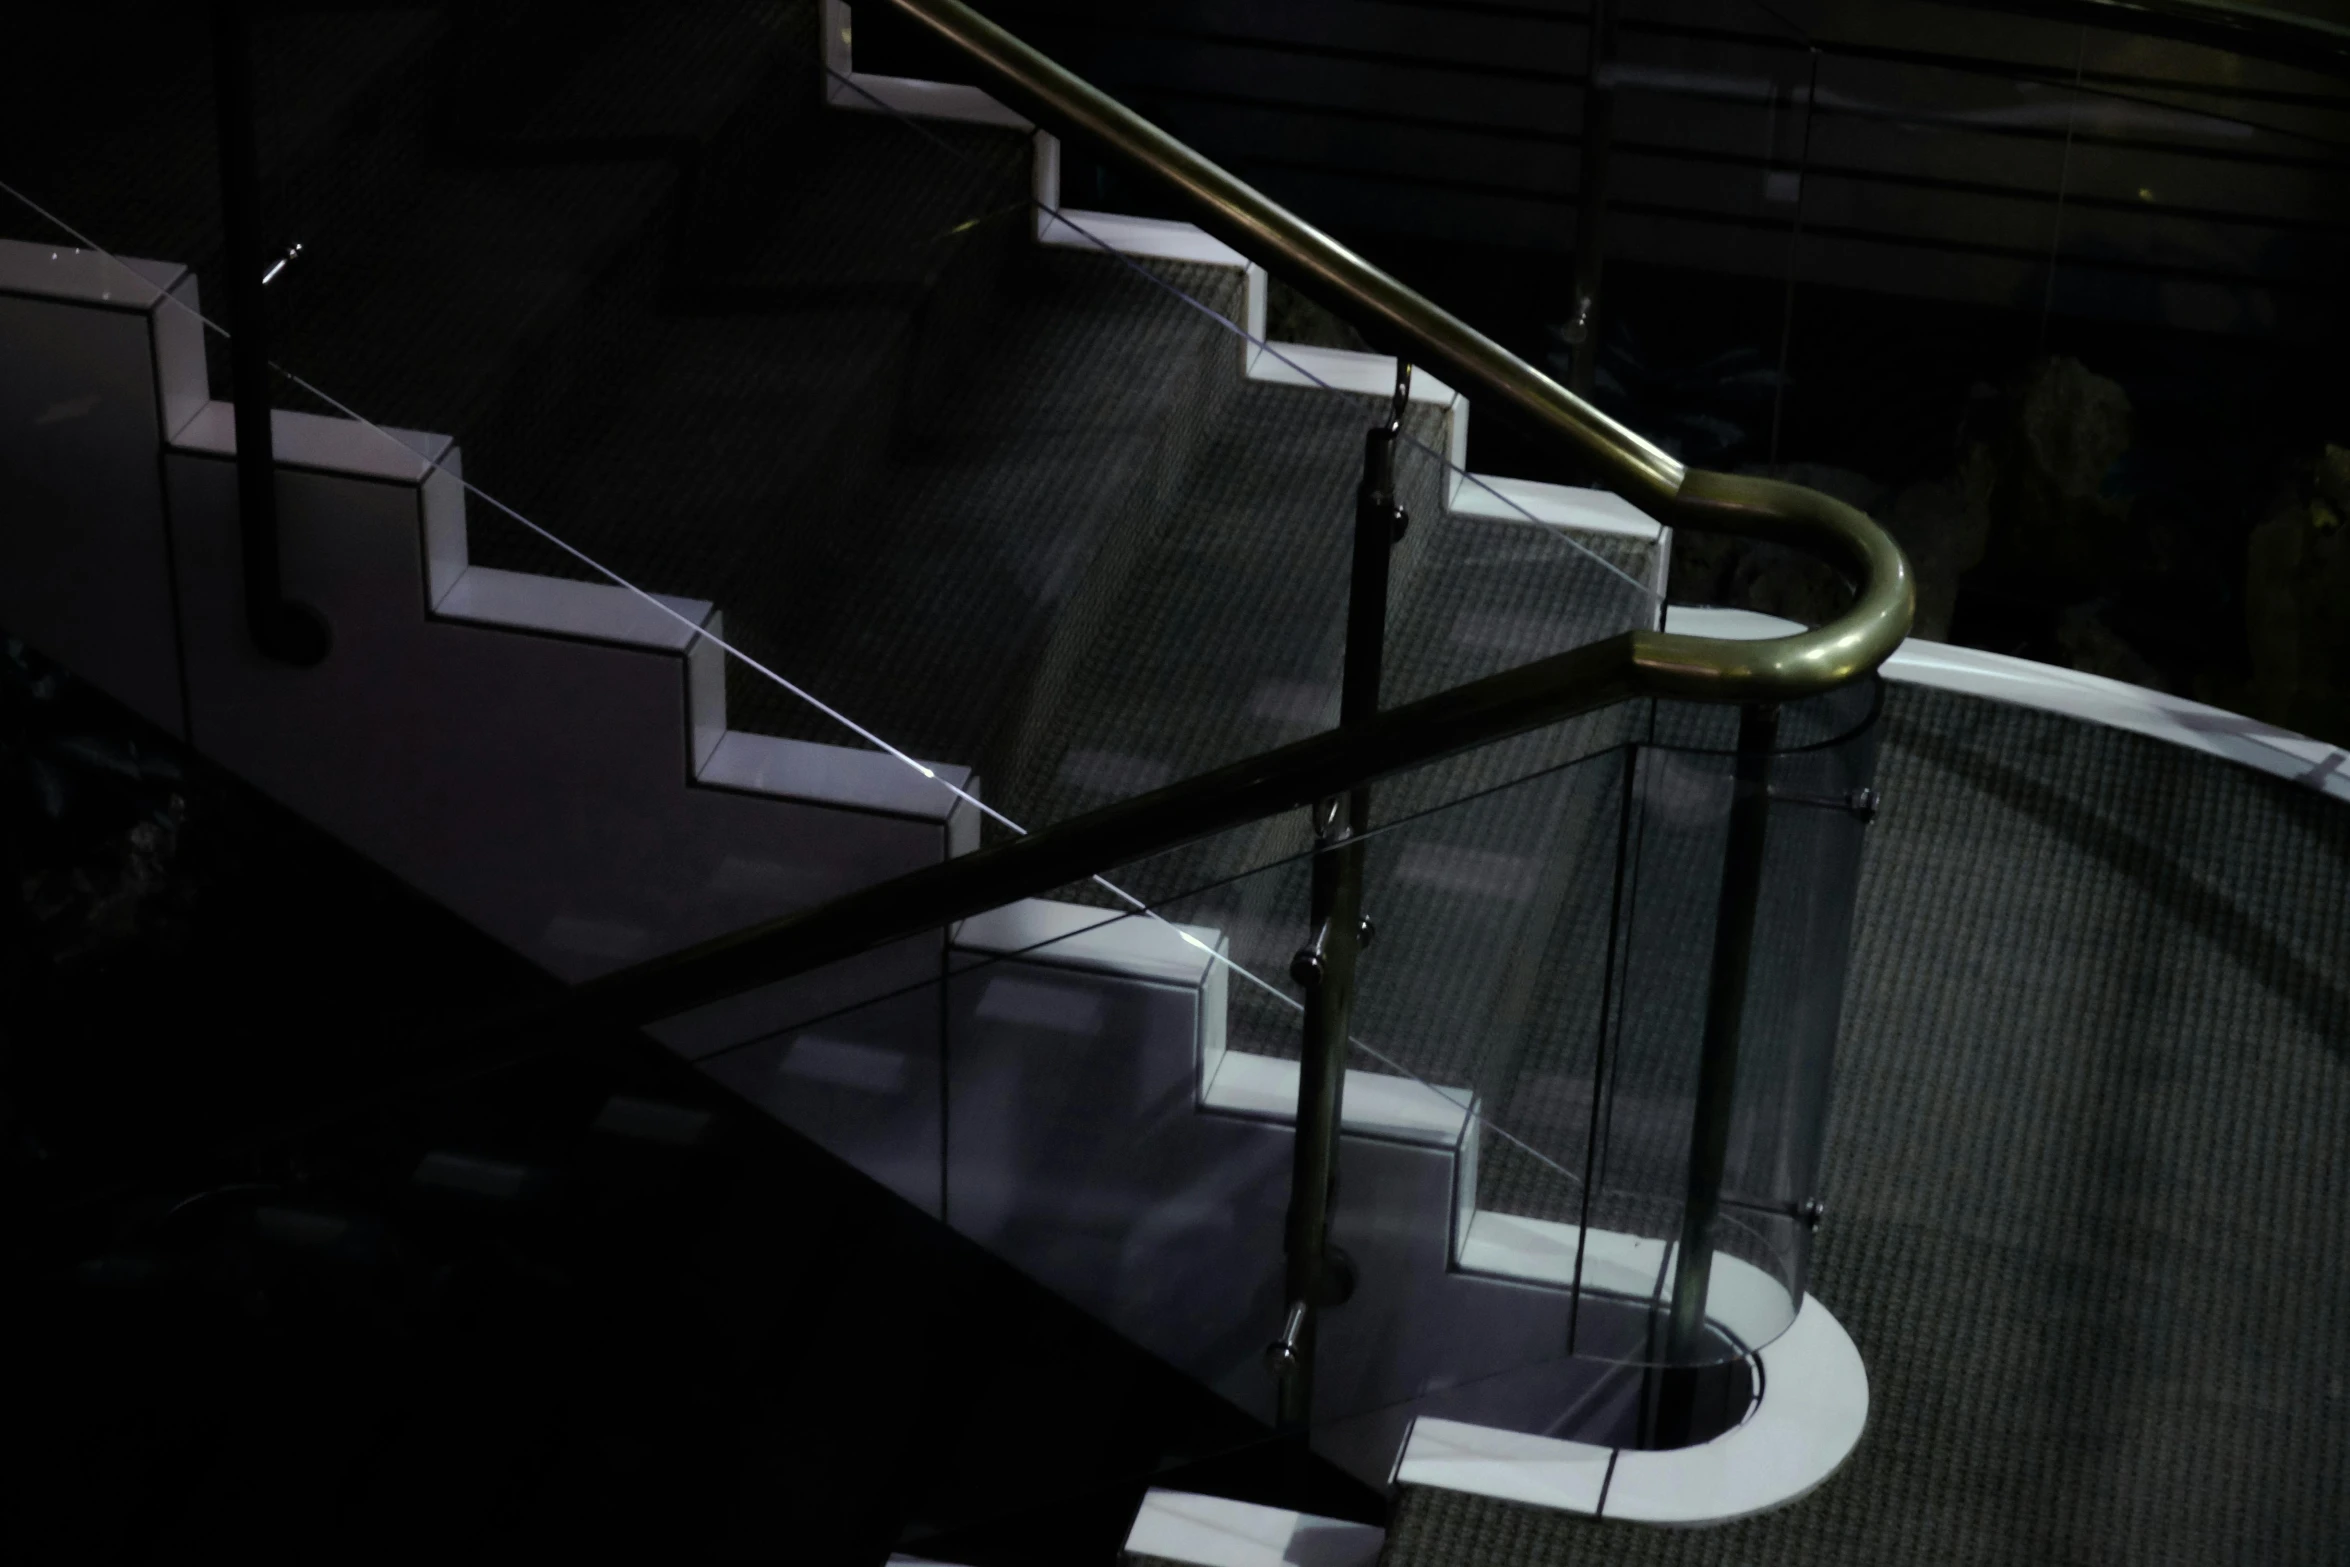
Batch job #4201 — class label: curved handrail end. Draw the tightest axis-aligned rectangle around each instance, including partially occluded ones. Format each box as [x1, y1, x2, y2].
[1632, 470, 1915, 703]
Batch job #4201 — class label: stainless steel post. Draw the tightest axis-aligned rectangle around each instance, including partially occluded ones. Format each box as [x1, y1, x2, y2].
[1658, 699, 1778, 1444]
[1272, 365, 1411, 1429]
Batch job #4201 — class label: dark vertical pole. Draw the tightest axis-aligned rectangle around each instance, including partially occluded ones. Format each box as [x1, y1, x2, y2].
[1657, 700, 1778, 1445]
[1767, 49, 1820, 469]
[1271, 365, 1411, 1431]
[1567, 743, 1642, 1357]
[1564, 0, 1618, 400]
[213, 0, 329, 667]
[1274, 793, 1363, 1430]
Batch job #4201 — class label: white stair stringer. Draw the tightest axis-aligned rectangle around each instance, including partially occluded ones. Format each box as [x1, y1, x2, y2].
[0, 237, 980, 1214]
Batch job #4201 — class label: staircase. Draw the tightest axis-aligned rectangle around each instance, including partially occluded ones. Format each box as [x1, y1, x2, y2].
[3, 2, 2345, 1563]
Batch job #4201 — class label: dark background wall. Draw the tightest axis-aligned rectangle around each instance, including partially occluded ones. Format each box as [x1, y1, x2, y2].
[853, 0, 2348, 336]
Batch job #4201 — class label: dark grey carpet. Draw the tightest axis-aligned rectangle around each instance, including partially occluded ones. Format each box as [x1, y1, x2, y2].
[1382, 682, 2350, 1565]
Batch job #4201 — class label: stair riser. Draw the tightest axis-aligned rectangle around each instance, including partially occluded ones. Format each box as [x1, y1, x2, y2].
[979, 283, 1250, 800]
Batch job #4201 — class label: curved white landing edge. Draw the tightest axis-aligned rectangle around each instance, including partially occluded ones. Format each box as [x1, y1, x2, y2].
[1666, 606, 2350, 807]
[1397, 1292, 1869, 1528]
[1124, 1489, 1385, 1567]
[1604, 1298, 1868, 1523]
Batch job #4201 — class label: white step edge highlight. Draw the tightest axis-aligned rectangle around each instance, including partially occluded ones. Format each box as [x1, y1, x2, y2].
[1244, 336, 1459, 410]
[949, 899, 1472, 1143]
[1449, 473, 1661, 541]
[1395, 1417, 1613, 1516]
[1456, 1209, 1791, 1355]
[0, 241, 186, 308]
[1457, 1208, 1670, 1306]
[1123, 1489, 1383, 1567]
[1666, 606, 2350, 806]
[953, 897, 1224, 985]
[170, 364, 982, 823]
[703, 729, 976, 823]
[1396, 1292, 1867, 1527]
[1044, 206, 1250, 270]
[151, 306, 984, 832]
[433, 565, 711, 653]
[172, 398, 450, 485]
[1202, 1050, 1470, 1149]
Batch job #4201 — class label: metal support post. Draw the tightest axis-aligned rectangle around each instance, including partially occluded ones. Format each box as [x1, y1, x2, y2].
[214, 0, 331, 666]
[1657, 699, 1778, 1445]
[1270, 362, 1412, 1430]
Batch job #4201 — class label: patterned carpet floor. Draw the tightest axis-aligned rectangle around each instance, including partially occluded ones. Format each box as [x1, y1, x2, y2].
[1383, 681, 2350, 1565]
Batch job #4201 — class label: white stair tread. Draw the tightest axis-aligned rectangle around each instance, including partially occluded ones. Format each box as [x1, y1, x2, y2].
[700, 728, 973, 820]
[1123, 1489, 1383, 1567]
[434, 564, 710, 651]
[1204, 1049, 1471, 1147]
[1446, 471, 1663, 541]
[1394, 1295, 1869, 1525]
[952, 897, 1222, 984]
